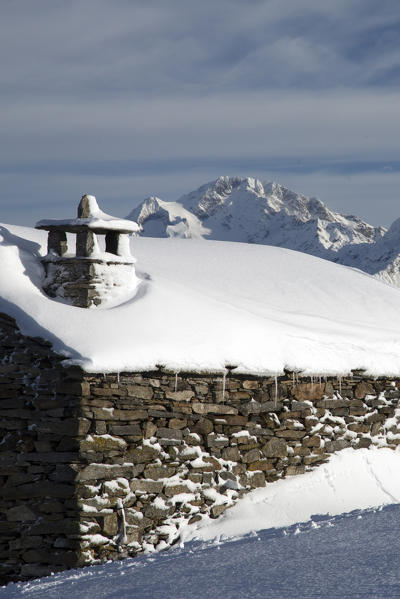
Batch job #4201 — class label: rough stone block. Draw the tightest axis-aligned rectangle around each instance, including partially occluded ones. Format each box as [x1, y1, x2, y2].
[222, 446, 240, 461]
[248, 471, 266, 488]
[165, 390, 194, 401]
[355, 437, 372, 449]
[2, 481, 74, 499]
[192, 418, 214, 435]
[114, 409, 148, 421]
[144, 465, 176, 480]
[101, 513, 118, 536]
[164, 483, 191, 497]
[144, 422, 157, 438]
[325, 439, 351, 453]
[131, 479, 164, 494]
[242, 448, 261, 463]
[243, 380, 259, 390]
[286, 465, 306, 476]
[354, 381, 376, 399]
[239, 400, 261, 416]
[77, 464, 134, 482]
[80, 435, 127, 452]
[248, 459, 275, 472]
[158, 438, 182, 446]
[207, 433, 229, 448]
[293, 383, 324, 401]
[210, 504, 228, 518]
[192, 403, 237, 415]
[127, 446, 160, 463]
[144, 504, 171, 520]
[262, 438, 288, 458]
[303, 435, 321, 448]
[259, 401, 283, 413]
[127, 385, 154, 400]
[315, 398, 349, 409]
[156, 428, 183, 440]
[6, 505, 37, 522]
[169, 418, 187, 429]
[275, 429, 307, 440]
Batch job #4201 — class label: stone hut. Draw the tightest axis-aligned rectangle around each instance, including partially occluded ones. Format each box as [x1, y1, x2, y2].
[2, 203, 400, 584]
[35, 195, 139, 308]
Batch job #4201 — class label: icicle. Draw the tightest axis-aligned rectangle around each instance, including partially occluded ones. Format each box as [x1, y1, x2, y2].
[296, 372, 299, 384]
[117, 372, 120, 384]
[116, 499, 127, 545]
[222, 370, 227, 401]
[338, 376, 342, 396]
[319, 376, 322, 388]
[311, 375, 314, 391]
[174, 372, 178, 392]
[274, 375, 279, 405]
[292, 372, 295, 389]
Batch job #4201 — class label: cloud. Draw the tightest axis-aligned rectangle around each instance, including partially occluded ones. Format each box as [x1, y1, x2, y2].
[1, 90, 399, 162]
[1, 0, 400, 226]
[1, 0, 400, 99]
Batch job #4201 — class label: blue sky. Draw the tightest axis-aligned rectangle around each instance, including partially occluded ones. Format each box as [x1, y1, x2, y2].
[1, 0, 400, 226]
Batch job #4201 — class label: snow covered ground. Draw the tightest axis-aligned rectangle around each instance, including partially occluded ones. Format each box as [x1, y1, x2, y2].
[1, 223, 400, 376]
[3, 448, 400, 599]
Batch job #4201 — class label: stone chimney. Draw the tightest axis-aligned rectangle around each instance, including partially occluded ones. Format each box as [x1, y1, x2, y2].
[35, 195, 139, 308]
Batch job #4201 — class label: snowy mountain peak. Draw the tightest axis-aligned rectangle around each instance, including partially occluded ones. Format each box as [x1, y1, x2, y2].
[130, 175, 382, 245]
[127, 176, 400, 286]
[384, 216, 400, 241]
[127, 196, 210, 239]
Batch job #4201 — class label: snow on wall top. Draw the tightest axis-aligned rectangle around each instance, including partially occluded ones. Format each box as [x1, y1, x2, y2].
[1, 222, 400, 376]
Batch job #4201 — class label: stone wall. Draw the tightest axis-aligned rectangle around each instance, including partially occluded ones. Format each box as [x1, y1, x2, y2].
[0, 312, 84, 582]
[1, 311, 400, 584]
[42, 258, 135, 307]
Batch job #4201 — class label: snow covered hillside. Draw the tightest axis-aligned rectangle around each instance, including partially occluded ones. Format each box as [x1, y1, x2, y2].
[128, 176, 400, 286]
[2, 223, 400, 375]
[3, 448, 400, 599]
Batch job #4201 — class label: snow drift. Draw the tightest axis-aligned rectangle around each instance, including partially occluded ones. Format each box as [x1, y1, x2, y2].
[3, 448, 400, 599]
[183, 448, 400, 542]
[1, 222, 400, 375]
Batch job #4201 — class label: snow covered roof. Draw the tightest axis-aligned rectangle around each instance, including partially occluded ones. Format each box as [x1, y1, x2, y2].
[1, 222, 400, 376]
[36, 195, 139, 234]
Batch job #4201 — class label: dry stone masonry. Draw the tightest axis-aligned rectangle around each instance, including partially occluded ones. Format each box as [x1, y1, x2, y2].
[1, 312, 400, 584]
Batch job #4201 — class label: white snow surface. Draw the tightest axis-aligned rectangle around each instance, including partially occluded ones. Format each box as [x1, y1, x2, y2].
[183, 448, 400, 542]
[1, 222, 400, 375]
[3, 448, 400, 598]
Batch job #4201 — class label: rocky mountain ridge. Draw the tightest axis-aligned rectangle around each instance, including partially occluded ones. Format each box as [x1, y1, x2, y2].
[127, 176, 399, 286]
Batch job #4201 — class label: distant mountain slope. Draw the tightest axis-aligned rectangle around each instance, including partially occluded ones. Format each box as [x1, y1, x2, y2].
[336, 217, 400, 287]
[127, 176, 400, 286]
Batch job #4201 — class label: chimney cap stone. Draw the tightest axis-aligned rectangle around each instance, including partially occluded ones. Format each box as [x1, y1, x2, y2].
[35, 195, 139, 235]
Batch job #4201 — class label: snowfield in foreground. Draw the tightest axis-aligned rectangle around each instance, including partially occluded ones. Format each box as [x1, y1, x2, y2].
[3, 448, 400, 599]
[1, 223, 400, 376]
